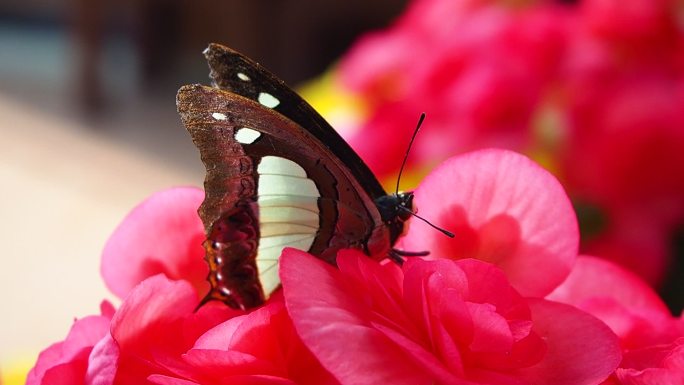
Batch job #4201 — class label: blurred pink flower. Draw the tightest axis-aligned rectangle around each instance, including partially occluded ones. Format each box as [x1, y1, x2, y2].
[340, 0, 572, 181]
[281, 248, 621, 385]
[548, 256, 684, 383]
[334, 0, 684, 286]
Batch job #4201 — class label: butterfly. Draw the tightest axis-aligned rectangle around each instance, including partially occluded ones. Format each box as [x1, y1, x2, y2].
[177, 43, 431, 310]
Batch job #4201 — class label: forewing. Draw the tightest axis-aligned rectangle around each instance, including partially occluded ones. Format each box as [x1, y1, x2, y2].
[203, 43, 387, 200]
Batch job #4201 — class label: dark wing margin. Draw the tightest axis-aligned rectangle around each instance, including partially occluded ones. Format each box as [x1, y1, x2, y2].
[203, 43, 388, 201]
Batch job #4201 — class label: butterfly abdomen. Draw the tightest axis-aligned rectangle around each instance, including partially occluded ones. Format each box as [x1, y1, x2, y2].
[204, 204, 263, 310]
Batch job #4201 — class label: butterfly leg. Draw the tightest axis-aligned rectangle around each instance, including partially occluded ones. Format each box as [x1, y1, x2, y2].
[387, 249, 405, 266]
[392, 249, 430, 257]
[387, 248, 430, 266]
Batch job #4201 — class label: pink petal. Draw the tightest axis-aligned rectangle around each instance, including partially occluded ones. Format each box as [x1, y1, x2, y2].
[85, 334, 119, 385]
[616, 341, 684, 384]
[193, 316, 246, 350]
[111, 274, 198, 353]
[147, 376, 200, 385]
[40, 353, 90, 385]
[149, 373, 298, 385]
[188, 300, 338, 385]
[181, 349, 275, 376]
[101, 187, 208, 300]
[516, 299, 621, 385]
[27, 315, 111, 385]
[280, 248, 432, 385]
[401, 149, 578, 297]
[547, 255, 670, 314]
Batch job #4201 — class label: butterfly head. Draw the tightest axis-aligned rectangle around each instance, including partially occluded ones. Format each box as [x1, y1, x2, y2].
[376, 191, 415, 243]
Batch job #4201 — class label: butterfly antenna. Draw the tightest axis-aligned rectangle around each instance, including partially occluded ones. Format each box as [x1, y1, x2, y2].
[399, 205, 455, 238]
[396, 113, 426, 194]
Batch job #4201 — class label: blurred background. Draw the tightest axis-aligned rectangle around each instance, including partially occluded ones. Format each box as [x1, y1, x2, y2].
[2, 0, 684, 383]
[0, 0, 407, 382]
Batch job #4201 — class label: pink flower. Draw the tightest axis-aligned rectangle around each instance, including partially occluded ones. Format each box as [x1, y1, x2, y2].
[27, 275, 240, 385]
[340, 0, 572, 182]
[101, 187, 208, 299]
[561, 75, 684, 284]
[281, 248, 621, 385]
[26, 302, 114, 385]
[30, 184, 337, 385]
[400, 149, 578, 297]
[548, 256, 684, 383]
[150, 300, 340, 385]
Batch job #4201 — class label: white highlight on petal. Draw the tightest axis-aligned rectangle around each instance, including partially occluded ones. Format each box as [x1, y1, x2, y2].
[234, 127, 261, 144]
[237, 72, 250, 81]
[258, 156, 307, 178]
[258, 92, 280, 108]
[212, 112, 227, 120]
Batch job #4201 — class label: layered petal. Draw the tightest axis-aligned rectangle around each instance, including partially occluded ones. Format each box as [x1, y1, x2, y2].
[26, 305, 112, 385]
[281, 248, 619, 384]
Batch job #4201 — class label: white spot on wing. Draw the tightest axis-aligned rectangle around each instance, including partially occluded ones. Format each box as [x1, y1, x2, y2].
[258, 156, 307, 178]
[212, 112, 227, 120]
[260, 233, 316, 248]
[259, 196, 319, 214]
[260, 223, 318, 237]
[237, 72, 250, 81]
[256, 234, 315, 296]
[254, 156, 321, 298]
[259, 206, 319, 227]
[257, 259, 281, 297]
[258, 175, 318, 197]
[234, 127, 261, 144]
[258, 92, 280, 108]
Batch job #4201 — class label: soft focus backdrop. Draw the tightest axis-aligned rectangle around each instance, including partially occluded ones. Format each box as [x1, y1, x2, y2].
[2, 0, 684, 383]
[0, 1, 407, 382]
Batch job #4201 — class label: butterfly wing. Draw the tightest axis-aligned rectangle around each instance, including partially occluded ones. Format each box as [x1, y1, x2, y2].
[203, 43, 388, 201]
[177, 84, 392, 309]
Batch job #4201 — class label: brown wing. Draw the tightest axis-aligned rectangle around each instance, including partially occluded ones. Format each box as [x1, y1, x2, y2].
[177, 84, 391, 309]
[203, 43, 389, 202]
